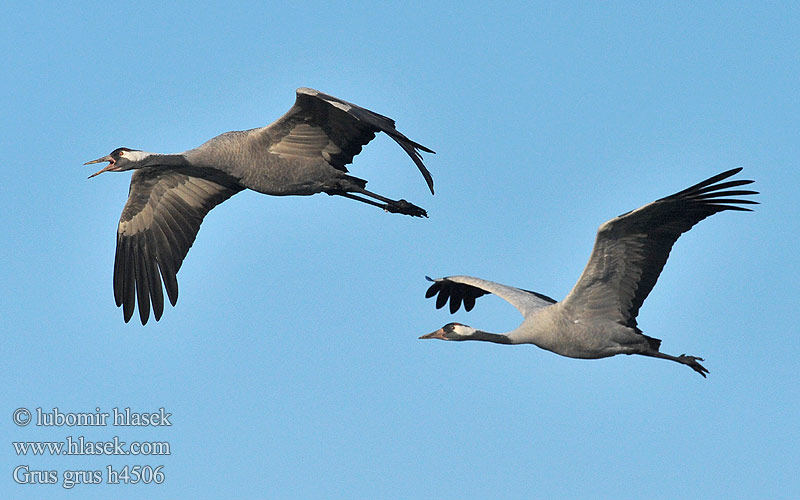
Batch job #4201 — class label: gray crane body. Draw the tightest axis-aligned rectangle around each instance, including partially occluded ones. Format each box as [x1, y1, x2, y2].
[87, 88, 434, 325]
[184, 131, 359, 197]
[422, 168, 758, 378]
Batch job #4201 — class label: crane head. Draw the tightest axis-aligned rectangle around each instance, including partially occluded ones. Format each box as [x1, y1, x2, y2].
[85, 147, 144, 178]
[419, 322, 475, 341]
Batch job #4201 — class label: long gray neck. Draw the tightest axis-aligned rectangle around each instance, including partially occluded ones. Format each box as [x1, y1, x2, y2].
[142, 154, 190, 168]
[466, 330, 515, 345]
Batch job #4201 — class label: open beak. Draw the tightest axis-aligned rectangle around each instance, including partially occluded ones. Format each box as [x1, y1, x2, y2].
[419, 328, 446, 340]
[84, 155, 117, 178]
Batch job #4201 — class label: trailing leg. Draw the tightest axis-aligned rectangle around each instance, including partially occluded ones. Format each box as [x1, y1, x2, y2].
[638, 350, 709, 377]
[331, 189, 427, 217]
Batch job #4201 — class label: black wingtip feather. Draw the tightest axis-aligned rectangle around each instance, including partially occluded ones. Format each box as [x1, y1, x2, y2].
[710, 198, 759, 205]
[464, 295, 476, 312]
[692, 179, 755, 196]
[396, 140, 435, 195]
[672, 167, 750, 198]
[159, 259, 179, 307]
[113, 236, 124, 307]
[449, 295, 462, 314]
[693, 189, 759, 200]
[714, 205, 755, 212]
[122, 238, 136, 323]
[142, 230, 164, 322]
[134, 240, 150, 326]
[435, 290, 448, 309]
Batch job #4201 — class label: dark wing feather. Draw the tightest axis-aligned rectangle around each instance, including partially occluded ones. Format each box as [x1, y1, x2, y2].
[425, 276, 489, 313]
[425, 276, 556, 315]
[264, 88, 435, 194]
[561, 167, 758, 329]
[114, 168, 243, 324]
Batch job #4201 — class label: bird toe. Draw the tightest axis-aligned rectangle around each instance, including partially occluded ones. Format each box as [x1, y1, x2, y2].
[387, 199, 427, 217]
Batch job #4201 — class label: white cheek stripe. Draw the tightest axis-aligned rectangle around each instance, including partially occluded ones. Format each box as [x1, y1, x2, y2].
[122, 150, 154, 162]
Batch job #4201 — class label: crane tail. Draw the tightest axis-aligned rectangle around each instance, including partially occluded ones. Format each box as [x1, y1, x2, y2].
[643, 334, 662, 351]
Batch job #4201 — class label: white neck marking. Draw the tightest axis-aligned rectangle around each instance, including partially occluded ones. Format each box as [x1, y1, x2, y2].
[122, 150, 155, 162]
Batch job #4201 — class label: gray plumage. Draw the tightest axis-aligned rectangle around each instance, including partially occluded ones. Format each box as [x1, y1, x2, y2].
[422, 168, 758, 377]
[86, 88, 434, 325]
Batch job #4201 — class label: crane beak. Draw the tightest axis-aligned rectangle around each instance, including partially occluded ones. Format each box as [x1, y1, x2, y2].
[419, 328, 446, 340]
[84, 155, 117, 178]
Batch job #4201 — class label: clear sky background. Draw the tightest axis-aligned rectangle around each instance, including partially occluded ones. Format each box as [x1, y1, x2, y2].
[2, 1, 798, 499]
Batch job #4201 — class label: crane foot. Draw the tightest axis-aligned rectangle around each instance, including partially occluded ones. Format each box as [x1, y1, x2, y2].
[678, 355, 709, 378]
[385, 199, 427, 218]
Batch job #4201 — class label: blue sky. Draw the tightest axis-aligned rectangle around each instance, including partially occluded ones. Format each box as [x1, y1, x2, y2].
[2, 1, 798, 498]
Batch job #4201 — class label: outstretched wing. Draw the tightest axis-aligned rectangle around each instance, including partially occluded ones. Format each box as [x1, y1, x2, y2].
[425, 275, 556, 317]
[261, 87, 435, 193]
[114, 168, 243, 324]
[560, 167, 758, 329]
